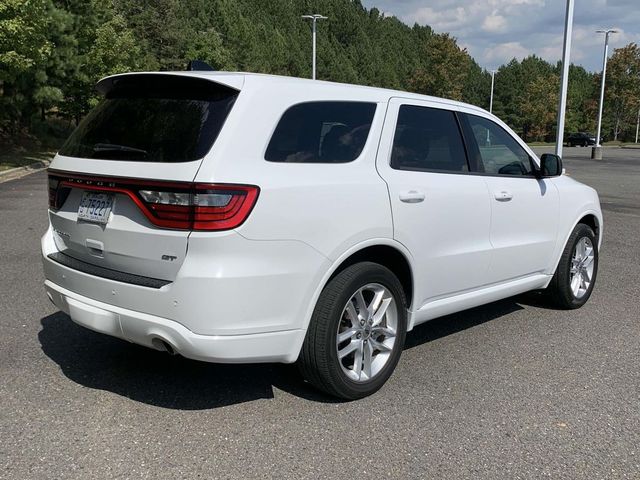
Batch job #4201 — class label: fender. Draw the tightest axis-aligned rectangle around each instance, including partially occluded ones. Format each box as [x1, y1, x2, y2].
[543, 207, 603, 288]
[289, 237, 416, 359]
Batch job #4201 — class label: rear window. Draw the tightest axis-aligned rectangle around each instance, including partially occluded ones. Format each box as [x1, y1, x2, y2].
[265, 101, 376, 163]
[59, 74, 238, 163]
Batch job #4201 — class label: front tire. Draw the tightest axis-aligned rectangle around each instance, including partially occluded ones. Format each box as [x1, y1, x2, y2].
[298, 262, 407, 400]
[546, 223, 598, 309]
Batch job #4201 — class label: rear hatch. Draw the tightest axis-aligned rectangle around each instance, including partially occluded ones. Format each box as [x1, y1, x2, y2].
[47, 73, 241, 283]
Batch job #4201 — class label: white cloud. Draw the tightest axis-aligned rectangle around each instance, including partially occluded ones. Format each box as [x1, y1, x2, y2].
[483, 41, 531, 62]
[361, 0, 640, 71]
[482, 14, 507, 33]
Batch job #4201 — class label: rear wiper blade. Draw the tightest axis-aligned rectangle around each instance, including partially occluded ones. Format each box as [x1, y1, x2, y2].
[93, 143, 148, 155]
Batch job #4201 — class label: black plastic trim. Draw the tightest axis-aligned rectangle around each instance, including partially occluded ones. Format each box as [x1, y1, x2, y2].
[47, 252, 171, 289]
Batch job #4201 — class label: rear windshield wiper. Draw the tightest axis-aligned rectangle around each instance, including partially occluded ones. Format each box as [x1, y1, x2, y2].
[93, 143, 148, 156]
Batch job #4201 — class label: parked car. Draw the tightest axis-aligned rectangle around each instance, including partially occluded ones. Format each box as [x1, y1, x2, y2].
[567, 132, 597, 147]
[43, 72, 603, 399]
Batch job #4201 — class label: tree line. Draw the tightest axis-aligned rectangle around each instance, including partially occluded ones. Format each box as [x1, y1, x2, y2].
[1, 0, 639, 143]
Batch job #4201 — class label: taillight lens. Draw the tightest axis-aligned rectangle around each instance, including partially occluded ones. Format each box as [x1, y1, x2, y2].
[137, 185, 259, 230]
[47, 171, 259, 231]
[193, 185, 259, 230]
[48, 176, 59, 208]
[48, 174, 71, 210]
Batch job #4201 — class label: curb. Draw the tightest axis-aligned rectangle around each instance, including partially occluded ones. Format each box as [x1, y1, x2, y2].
[0, 160, 50, 184]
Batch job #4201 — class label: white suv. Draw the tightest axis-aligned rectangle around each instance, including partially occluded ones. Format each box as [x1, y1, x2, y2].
[42, 72, 602, 399]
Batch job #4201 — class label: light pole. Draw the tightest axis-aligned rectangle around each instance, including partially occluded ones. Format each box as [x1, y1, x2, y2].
[555, 0, 574, 158]
[302, 14, 327, 80]
[489, 70, 496, 114]
[592, 29, 617, 160]
[486, 70, 496, 145]
[635, 107, 639, 144]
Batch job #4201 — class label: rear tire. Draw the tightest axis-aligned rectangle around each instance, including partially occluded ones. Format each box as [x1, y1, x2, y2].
[298, 262, 407, 400]
[546, 223, 598, 309]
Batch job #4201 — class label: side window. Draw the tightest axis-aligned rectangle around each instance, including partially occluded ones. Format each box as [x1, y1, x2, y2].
[390, 105, 468, 173]
[464, 114, 534, 176]
[265, 102, 376, 163]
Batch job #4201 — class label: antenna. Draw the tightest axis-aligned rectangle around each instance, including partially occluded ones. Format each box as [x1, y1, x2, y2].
[186, 60, 215, 71]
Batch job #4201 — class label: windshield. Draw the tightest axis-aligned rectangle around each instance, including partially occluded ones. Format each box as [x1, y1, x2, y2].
[59, 75, 238, 163]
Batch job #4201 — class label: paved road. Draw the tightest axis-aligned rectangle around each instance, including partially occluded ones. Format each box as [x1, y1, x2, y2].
[1, 148, 638, 479]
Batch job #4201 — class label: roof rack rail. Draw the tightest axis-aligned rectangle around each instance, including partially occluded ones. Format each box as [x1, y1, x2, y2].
[186, 60, 215, 71]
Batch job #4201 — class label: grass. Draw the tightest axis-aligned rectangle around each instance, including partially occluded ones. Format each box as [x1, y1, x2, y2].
[0, 145, 56, 172]
[0, 125, 64, 172]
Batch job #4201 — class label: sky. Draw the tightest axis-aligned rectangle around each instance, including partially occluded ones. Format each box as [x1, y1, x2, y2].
[360, 0, 640, 72]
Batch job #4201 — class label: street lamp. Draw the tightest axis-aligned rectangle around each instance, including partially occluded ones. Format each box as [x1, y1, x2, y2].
[555, 0, 574, 158]
[592, 29, 617, 160]
[302, 14, 327, 80]
[489, 70, 496, 114]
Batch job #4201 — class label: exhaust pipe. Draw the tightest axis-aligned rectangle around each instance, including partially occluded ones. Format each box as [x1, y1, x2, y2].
[152, 338, 176, 355]
[162, 341, 176, 355]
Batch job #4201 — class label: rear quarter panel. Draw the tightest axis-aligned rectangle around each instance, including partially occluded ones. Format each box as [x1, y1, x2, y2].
[194, 79, 394, 261]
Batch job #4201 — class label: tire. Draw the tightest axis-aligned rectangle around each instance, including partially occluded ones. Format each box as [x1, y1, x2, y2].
[298, 262, 407, 400]
[546, 223, 598, 309]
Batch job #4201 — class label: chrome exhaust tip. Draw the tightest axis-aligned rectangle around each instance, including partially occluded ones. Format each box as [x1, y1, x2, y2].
[152, 338, 176, 355]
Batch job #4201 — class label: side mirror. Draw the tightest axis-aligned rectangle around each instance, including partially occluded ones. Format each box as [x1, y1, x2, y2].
[539, 153, 563, 177]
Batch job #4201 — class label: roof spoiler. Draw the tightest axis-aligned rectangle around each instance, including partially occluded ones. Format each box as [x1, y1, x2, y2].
[186, 60, 215, 71]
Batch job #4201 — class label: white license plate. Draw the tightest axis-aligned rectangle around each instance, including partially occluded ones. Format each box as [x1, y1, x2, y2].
[77, 191, 114, 224]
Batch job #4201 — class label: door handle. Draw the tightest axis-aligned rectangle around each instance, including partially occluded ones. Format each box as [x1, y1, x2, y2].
[494, 190, 513, 201]
[399, 190, 425, 203]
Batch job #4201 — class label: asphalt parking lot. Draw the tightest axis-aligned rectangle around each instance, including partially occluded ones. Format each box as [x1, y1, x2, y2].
[1, 147, 638, 479]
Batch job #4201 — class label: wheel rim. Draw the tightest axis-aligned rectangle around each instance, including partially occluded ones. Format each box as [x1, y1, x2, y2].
[570, 237, 595, 299]
[336, 283, 398, 383]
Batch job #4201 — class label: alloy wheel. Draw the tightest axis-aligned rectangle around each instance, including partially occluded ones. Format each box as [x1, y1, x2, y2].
[570, 237, 595, 299]
[336, 283, 398, 382]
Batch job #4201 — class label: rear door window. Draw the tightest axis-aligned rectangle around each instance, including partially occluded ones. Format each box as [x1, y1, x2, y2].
[265, 102, 376, 163]
[59, 74, 238, 163]
[390, 105, 469, 173]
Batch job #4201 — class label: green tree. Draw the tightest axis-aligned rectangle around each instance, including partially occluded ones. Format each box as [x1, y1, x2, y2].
[87, 14, 149, 81]
[409, 33, 471, 101]
[0, 0, 52, 128]
[0, 0, 51, 80]
[605, 43, 640, 141]
[519, 73, 559, 141]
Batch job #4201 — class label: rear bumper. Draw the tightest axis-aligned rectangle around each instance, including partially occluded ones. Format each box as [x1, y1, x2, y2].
[45, 280, 305, 363]
[41, 225, 331, 363]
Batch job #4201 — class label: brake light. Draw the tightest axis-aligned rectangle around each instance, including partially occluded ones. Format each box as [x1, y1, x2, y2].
[47, 171, 260, 231]
[137, 185, 260, 230]
[48, 175, 71, 210]
[48, 176, 58, 208]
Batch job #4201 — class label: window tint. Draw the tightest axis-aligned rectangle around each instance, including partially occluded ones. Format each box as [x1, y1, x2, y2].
[59, 75, 238, 163]
[390, 105, 468, 173]
[265, 102, 376, 163]
[464, 114, 534, 176]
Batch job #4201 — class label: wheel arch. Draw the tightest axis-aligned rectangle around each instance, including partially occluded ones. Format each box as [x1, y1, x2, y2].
[547, 210, 602, 284]
[578, 213, 600, 244]
[326, 244, 414, 310]
[293, 239, 416, 360]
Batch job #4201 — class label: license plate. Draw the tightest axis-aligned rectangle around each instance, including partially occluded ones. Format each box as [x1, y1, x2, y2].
[77, 191, 114, 225]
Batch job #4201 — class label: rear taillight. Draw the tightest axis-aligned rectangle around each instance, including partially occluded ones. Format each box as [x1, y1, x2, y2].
[137, 184, 259, 230]
[48, 175, 71, 210]
[47, 171, 259, 231]
[48, 176, 58, 208]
